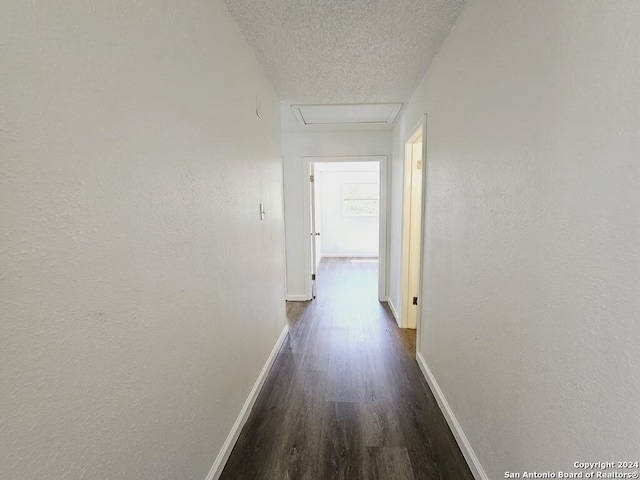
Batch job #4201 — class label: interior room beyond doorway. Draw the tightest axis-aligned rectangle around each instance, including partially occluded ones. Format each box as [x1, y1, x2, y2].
[303, 155, 388, 302]
[313, 161, 380, 260]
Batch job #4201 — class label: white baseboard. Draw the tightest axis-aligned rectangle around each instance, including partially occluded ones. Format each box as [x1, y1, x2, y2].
[385, 297, 401, 327]
[286, 294, 310, 301]
[416, 352, 488, 480]
[205, 324, 289, 480]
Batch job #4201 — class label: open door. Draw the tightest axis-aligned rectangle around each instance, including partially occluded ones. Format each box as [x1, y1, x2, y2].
[309, 164, 318, 299]
[401, 119, 425, 330]
[313, 166, 322, 271]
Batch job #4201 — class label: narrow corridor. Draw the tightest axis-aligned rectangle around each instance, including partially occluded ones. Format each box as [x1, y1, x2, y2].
[221, 258, 473, 479]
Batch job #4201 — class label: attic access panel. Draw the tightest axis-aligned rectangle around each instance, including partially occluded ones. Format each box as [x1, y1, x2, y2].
[291, 103, 402, 126]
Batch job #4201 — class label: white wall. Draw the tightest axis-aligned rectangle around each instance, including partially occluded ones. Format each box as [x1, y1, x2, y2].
[282, 129, 392, 299]
[392, 1, 640, 478]
[316, 162, 380, 258]
[0, 1, 286, 479]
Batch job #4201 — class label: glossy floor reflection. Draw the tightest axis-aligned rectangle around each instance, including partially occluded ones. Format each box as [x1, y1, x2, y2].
[220, 258, 473, 480]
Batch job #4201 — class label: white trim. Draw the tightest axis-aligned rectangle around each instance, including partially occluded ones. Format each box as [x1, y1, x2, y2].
[400, 114, 428, 354]
[415, 353, 488, 480]
[290, 105, 306, 126]
[385, 297, 401, 327]
[205, 325, 289, 480]
[302, 155, 389, 302]
[415, 114, 428, 354]
[286, 294, 311, 301]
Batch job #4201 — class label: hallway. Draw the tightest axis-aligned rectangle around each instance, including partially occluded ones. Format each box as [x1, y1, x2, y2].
[221, 258, 473, 479]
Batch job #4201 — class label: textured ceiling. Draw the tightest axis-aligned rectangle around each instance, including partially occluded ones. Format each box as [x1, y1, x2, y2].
[224, 0, 466, 104]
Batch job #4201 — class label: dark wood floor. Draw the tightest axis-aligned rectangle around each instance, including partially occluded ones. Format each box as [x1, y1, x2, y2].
[220, 258, 473, 480]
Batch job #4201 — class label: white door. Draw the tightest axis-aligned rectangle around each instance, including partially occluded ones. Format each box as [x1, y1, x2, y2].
[401, 128, 424, 330]
[407, 138, 423, 329]
[313, 166, 322, 270]
[309, 164, 318, 298]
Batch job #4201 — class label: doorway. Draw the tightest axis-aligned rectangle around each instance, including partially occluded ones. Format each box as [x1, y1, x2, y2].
[302, 156, 388, 301]
[401, 117, 426, 330]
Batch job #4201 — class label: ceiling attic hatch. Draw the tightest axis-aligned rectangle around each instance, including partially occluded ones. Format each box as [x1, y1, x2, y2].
[291, 103, 403, 126]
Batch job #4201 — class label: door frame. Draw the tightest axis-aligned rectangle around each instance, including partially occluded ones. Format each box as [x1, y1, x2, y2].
[400, 115, 427, 339]
[309, 162, 318, 298]
[302, 155, 388, 302]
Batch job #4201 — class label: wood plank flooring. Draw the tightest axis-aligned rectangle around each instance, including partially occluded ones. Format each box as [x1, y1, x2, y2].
[220, 258, 474, 480]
